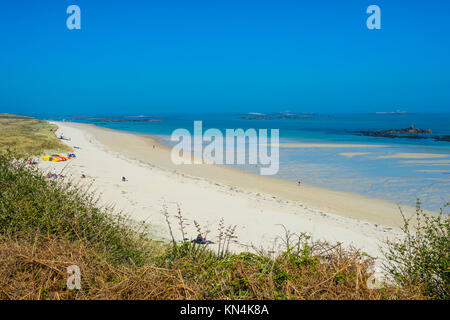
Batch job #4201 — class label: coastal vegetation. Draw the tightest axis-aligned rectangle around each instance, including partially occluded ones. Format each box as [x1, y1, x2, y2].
[0, 114, 71, 156]
[0, 116, 447, 300]
[383, 201, 449, 299]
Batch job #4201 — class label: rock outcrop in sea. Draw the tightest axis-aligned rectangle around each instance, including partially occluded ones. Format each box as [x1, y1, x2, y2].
[351, 125, 450, 142]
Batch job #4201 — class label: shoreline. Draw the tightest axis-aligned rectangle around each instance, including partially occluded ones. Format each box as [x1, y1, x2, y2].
[38, 121, 435, 262]
[58, 121, 430, 228]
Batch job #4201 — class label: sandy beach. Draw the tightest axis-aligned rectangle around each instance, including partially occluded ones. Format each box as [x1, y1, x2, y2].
[39, 121, 428, 263]
[378, 153, 449, 159]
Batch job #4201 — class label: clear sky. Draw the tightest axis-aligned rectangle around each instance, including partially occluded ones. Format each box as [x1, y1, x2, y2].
[0, 0, 449, 115]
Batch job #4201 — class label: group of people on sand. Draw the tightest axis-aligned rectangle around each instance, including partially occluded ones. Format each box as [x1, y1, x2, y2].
[47, 168, 64, 179]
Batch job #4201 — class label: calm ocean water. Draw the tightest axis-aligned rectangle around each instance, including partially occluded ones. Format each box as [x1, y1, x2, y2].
[42, 113, 450, 212]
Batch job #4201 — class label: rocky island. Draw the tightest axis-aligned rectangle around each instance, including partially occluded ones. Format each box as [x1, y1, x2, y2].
[84, 117, 163, 126]
[351, 125, 450, 142]
[355, 125, 432, 137]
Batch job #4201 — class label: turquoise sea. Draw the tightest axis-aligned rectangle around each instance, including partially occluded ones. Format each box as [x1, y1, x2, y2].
[41, 113, 450, 212]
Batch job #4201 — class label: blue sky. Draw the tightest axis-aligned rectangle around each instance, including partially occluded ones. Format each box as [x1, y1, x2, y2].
[0, 0, 449, 115]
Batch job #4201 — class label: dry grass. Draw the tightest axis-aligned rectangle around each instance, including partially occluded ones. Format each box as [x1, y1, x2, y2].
[0, 113, 71, 156]
[0, 235, 426, 300]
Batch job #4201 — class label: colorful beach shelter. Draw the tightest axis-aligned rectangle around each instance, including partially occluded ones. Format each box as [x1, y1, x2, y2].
[43, 156, 59, 162]
[47, 154, 68, 161]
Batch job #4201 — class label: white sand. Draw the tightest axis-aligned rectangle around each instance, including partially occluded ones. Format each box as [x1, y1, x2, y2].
[339, 152, 370, 157]
[415, 170, 450, 173]
[378, 153, 448, 159]
[400, 160, 450, 165]
[278, 143, 388, 148]
[39, 122, 424, 264]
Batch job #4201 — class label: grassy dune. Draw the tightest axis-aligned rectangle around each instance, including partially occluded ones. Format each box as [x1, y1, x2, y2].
[0, 115, 446, 300]
[0, 113, 71, 156]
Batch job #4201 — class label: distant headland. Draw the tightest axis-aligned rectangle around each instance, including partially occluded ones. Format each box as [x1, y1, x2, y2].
[71, 117, 163, 126]
[240, 112, 329, 120]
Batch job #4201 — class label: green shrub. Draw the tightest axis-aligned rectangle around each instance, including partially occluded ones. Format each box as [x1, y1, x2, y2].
[383, 200, 449, 299]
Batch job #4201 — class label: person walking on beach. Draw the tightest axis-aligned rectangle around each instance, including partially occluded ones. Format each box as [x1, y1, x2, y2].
[297, 180, 302, 187]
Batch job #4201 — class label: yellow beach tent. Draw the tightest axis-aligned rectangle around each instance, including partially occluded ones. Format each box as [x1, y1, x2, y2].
[43, 156, 61, 162]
